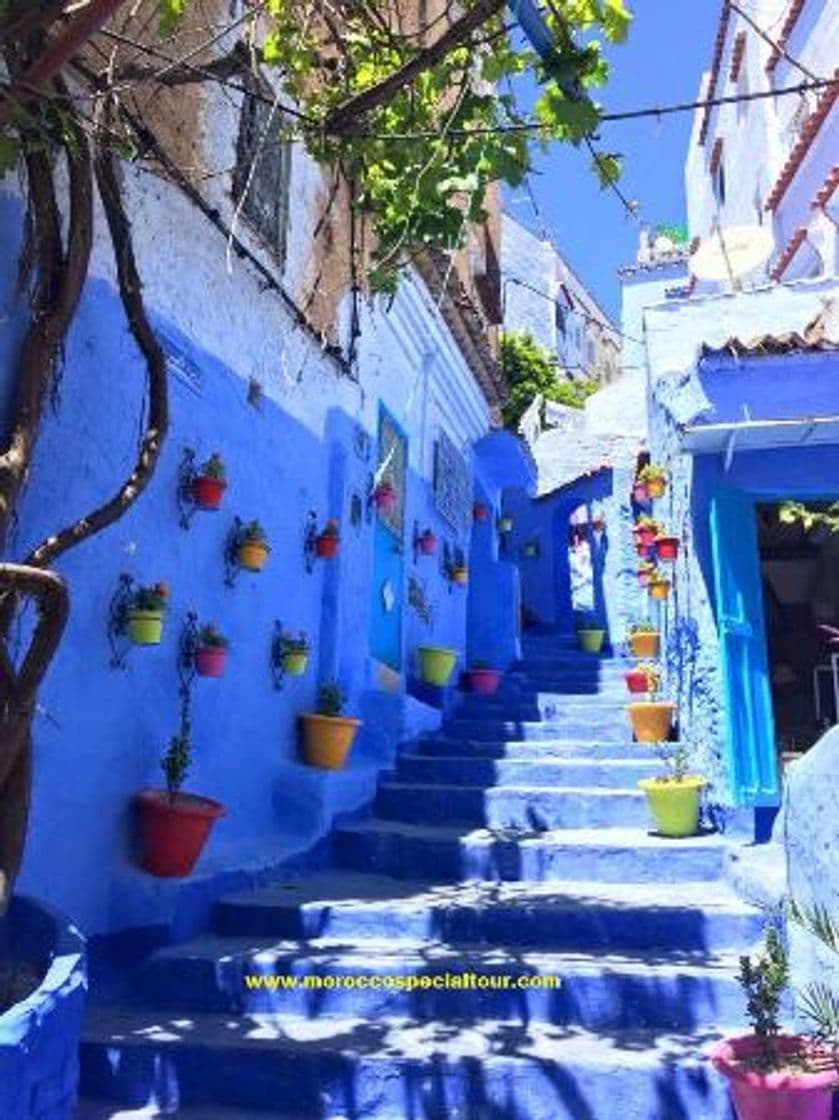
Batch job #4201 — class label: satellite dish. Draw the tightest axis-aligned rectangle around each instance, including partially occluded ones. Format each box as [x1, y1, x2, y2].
[690, 224, 774, 284]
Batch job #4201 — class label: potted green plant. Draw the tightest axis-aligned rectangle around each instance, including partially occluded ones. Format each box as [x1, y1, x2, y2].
[126, 582, 169, 645]
[577, 617, 606, 654]
[655, 534, 680, 561]
[627, 621, 661, 659]
[418, 645, 459, 686]
[192, 451, 227, 510]
[135, 706, 224, 877]
[638, 463, 669, 499]
[279, 631, 310, 676]
[633, 516, 662, 551]
[627, 696, 676, 743]
[299, 682, 361, 769]
[465, 661, 502, 695]
[711, 920, 839, 1120]
[637, 745, 706, 837]
[624, 662, 660, 695]
[648, 573, 672, 601]
[194, 623, 228, 678]
[237, 520, 270, 571]
[316, 519, 341, 559]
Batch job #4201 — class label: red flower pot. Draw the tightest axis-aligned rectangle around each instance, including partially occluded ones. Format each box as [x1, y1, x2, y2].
[655, 536, 680, 561]
[473, 503, 489, 522]
[195, 646, 227, 678]
[191, 475, 227, 510]
[466, 668, 502, 695]
[625, 670, 653, 694]
[374, 483, 397, 515]
[136, 790, 225, 878]
[710, 1035, 839, 1120]
[316, 533, 340, 558]
[632, 482, 649, 503]
[419, 532, 437, 556]
[634, 527, 657, 549]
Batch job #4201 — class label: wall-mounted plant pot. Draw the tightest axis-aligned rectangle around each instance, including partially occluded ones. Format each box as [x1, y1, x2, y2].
[628, 631, 660, 659]
[237, 540, 269, 572]
[710, 1035, 838, 1120]
[646, 478, 667, 499]
[466, 668, 502, 695]
[577, 628, 605, 654]
[648, 579, 671, 601]
[418, 645, 458, 686]
[192, 475, 227, 511]
[627, 701, 676, 743]
[195, 646, 227, 678]
[451, 566, 469, 586]
[316, 534, 340, 559]
[637, 569, 653, 587]
[419, 531, 437, 556]
[299, 713, 361, 770]
[638, 776, 706, 838]
[632, 482, 649, 503]
[282, 651, 309, 676]
[655, 536, 680, 561]
[498, 517, 514, 534]
[634, 527, 657, 549]
[473, 503, 489, 522]
[635, 542, 653, 558]
[127, 610, 164, 645]
[135, 789, 225, 878]
[374, 483, 397, 516]
[625, 671, 657, 695]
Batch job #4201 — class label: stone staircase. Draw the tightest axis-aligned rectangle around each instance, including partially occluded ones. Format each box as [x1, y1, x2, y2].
[78, 633, 760, 1119]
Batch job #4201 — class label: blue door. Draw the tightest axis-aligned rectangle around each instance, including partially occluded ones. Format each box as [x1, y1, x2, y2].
[710, 489, 780, 806]
[369, 408, 407, 670]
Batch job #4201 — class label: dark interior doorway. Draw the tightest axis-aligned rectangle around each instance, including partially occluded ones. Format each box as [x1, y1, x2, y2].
[757, 502, 839, 761]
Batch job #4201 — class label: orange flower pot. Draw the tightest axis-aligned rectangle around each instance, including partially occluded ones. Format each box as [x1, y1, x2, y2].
[238, 540, 269, 572]
[628, 632, 660, 659]
[451, 567, 469, 586]
[300, 713, 361, 770]
[648, 578, 671, 601]
[646, 478, 667, 499]
[627, 701, 676, 743]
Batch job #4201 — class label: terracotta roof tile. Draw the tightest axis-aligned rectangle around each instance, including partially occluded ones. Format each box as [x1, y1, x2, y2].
[765, 74, 839, 211]
[730, 31, 747, 81]
[770, 226, 809, 281]
[702, 298, 839, 356]
[699, 2, 732, 146]
[766, 0, 807, 73]
[813, 165, 839, 208]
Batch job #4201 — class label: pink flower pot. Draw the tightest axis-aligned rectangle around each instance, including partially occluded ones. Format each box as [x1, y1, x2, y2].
[195, 646, 227, 678]
[419, 532, 437, 556]
[711, 1035, 838, 1120]
[625, 671, 653, 695]
[633, 482, 649, 503]
[466, 668, 502, 695]
[634, 527, 657, 549]
[374, 484, 397, 515]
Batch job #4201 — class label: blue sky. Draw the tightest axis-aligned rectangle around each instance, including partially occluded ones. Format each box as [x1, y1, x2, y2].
[505, 1, 722, 323]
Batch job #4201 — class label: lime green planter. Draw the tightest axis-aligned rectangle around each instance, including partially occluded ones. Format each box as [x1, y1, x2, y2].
[127, 610, 164, 645]
[638, 777, 707, 838]
[281, 651, 309, 677]
[417, 645, 458, 686]
[577, 629, 605, 654]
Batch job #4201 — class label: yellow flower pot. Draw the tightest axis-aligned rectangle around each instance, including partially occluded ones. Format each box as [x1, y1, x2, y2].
[648, 579, 671, 601]
[627, 701, 676, 743]
[638, 776, 707, 837]
[300, 713, 361, 770]
[127, 610, 164, 645]
[577, 629, 605, 654]
[451, 567, 469, 586]
[628, 632, 660, 659]
[645, 478, 667, 499]
[282, 651, 308, 676]
[238, 540, 269, 572]
[418, 646, 458, 686]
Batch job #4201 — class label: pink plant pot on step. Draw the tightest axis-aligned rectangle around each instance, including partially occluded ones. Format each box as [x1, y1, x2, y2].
[710, 1035, 839, 1120]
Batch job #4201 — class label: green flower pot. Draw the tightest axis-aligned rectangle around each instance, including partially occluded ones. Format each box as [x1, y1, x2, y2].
[127, 610, 164, 645]
[637, 777, 707, 838]
[417, 645, 458, 686]
[282, 651, 309, 677]
[577, 628, 605, 654]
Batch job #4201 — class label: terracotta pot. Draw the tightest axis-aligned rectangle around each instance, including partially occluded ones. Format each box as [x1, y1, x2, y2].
[625, 670, 656, 695]
[300, 713, 361, 770]
[191, 475, 227, 510]
[628, 632, 660, 659]
[127, 610, 164, 645]
[646, 477, 667, 499]
[648, 578, 671, 601]
[281, 650, 309, 676]
[238, 540, 269, 572]
[451, 566, 469, 586]
[316, 533, 340, 559]
[195, 646, 227, 678]
[627, 701, 676, 743]
[638, 776, 706, 837]
[473, 503, 489, 522]
[710, 1035, 839, 1120]
[419, 532, 437, 556]
[655, 536, 680, 561]
[632, 482, 649, 503]
[466, 668, 502, 695]
[136, 789, 224, 878]
[374, 484, 397, 515]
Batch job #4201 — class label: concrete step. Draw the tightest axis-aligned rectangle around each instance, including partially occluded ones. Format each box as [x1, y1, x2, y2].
[415, 738, 663, 760]
[394, 753, 661, 788]
[139, 936, 747, 1032]
[76, 1102, 284, 1119]
[453, 697, 631, 720]
[443, 714, 633, 742]
[333, 820, 729, 883]
[213, 872, 764, 953]
[374, 782, 650, 830]
[81, 1008, 736, 1119]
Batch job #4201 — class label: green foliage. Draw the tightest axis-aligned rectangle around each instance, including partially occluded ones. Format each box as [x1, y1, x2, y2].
[200, 452, 226, 480]
[130, 581, 169, 613]
[629, 620, 658, 635]
[241, 520, 269, 547]
[317, 681, 344, 718]
[656, 744, 690, 782]
[786, 900, 839, 1045]
[161, 701, 191, 801]
[500, 330, 597, 430]
[738, 924, 789, 1070]
[197, 623, 228, 649]
[281, 631, 309, 654]
[780, 502, 839, 535]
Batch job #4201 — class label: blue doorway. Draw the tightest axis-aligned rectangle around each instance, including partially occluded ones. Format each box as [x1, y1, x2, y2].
[369, 407, 408, 671]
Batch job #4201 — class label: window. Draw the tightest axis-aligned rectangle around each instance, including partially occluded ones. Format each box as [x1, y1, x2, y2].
[710, 137, 726, 206]
[233, 85, 291, 265]
[555, 301, 567, 337]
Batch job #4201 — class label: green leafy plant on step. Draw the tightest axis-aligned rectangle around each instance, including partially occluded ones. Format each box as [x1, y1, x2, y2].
[738, 924, 789, 1070]
[317, 682, 345, 719]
